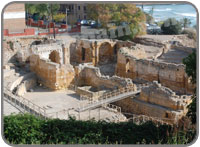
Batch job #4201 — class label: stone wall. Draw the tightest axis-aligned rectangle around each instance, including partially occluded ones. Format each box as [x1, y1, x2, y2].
[3, 36, 51, 64]
[70, 39, 116, 65]
[16, 77, 37, 96]
[30, 54, 75, 90]
[70, 39, 137, 66]
[76, 86, 109, 100]
[116, 48, 194, 94]
[139, 81, 191, 112]
[31, 41, 66, 64]
[75, 63, 133, 90]
[114, 81, 192, 124]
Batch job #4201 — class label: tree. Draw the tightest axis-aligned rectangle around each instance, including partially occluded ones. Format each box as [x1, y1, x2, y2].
[25, 4, 37, 16]
[183, 51, 196, 124]
[181, 18, 191, 29]
[54, 13, 66, 23]
[49, 4, 60, 39]
[161, 18, 182, 35]
[145, 12, 154, 24]
[25, 4, 60, 39]
[87, 4, 146, 39]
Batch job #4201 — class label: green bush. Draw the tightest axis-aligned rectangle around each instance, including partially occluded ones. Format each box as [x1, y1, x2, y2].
[4, 113, 44, 144]
[3, 114, 196, 144]
[161, 18, 182, 35]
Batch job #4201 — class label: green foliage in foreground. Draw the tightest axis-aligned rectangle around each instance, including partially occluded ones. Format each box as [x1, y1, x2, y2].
[183, 51, 196, 124]
[4, 114, 196, 144]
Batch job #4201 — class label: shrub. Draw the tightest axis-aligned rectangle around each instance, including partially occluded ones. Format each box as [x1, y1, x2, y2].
[4, 113, 44, 144]
[3, 114, 196, 144]
[161, 18, 182, 35]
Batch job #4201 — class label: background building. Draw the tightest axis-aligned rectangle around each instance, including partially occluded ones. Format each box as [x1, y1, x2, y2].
[59, 4, 88, 25]
[3, 3, 26, 33]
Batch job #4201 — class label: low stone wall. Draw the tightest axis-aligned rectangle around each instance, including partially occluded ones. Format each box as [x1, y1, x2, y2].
[118, 46, 147, 59]
[113, 82, 192, 124]
[114, 98, 182, 124]
[116, 48, 194, 94]
[171, 45, 195, 54]
[8, 72, 36, 92]
[16, 77, 37, 96]
[139, 81, 191, 112]
[30, 54, 75, 90]
[76, 86, 109, 100]
[75, 63, 133, 90]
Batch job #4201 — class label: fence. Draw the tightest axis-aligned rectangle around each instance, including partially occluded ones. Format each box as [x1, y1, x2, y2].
[88, 84, 136, 102]
[78, 85, 139, 111]
[3, 87, 178, 126]
[102, 103, 121, 114]
[4, 89, 47, 119]
[124, 112, 176, 126]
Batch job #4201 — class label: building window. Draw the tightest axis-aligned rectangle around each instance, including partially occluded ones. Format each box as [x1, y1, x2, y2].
[78, 6, 80, 10]
[84, 6, 86, 11]
[72, 5, 74, 10]
[79, 15, 81, 19]
[84, 15, 86, 19]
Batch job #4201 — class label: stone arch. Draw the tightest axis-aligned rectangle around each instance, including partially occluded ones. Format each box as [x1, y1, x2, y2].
[98, 42, 113, 64]
[49, 50, 61, 64]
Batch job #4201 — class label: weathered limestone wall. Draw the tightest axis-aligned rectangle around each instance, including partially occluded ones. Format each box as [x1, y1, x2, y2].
[75, 64, 133, 90]
[16, 77, 37, 96]
[114, 82, 192, 124]
[114, 98, 182, 124]
[116, 48, 193, 94]
[70, 39, 116, 65]
[76, 86, 109, 100]
[70, 39, 137, 66]
[3, 36, 49, 64]
[139, 81, 191, 112]
[4, 37, 71, 65]
[118, 46, 147, 59]
[30, 54, 75, 90]
[31, 42, 65, 64]
[8, 72, 36, 92]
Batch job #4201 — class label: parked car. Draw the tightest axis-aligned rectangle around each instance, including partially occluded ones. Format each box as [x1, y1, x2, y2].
[81, 20, 89, 26]
[147, 24, 161, 34]
[91, 21, 101, 28]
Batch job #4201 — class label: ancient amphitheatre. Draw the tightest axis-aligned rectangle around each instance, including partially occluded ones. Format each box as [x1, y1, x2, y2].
[3, 32, 196, 125]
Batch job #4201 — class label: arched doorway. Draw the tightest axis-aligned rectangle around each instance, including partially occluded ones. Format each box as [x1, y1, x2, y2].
[99, 42, 112, 64]
[49, 50, 61, 64]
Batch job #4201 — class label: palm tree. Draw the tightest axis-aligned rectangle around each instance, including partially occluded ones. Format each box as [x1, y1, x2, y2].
[181, 18, 191, 29]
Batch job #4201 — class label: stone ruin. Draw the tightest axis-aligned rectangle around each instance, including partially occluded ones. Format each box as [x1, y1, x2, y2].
[3, 35, 196, 124]
[114, 81, 192, 124]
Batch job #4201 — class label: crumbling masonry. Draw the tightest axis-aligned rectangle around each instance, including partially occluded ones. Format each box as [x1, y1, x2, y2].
[3, 35, 196, 124]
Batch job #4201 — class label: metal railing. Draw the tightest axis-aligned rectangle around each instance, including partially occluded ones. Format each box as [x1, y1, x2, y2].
[102, 103, 121, 114]
[3, 88, 178, 126]
[124, 112, 176, 126]
[4, 89, 47, 119]
[78, 85, 140, 111]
